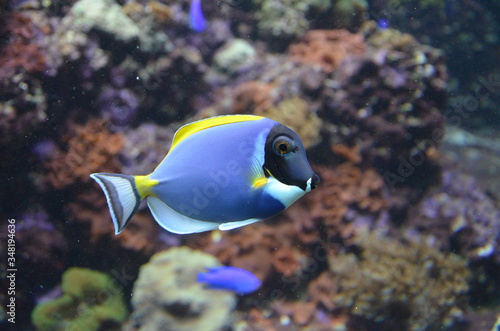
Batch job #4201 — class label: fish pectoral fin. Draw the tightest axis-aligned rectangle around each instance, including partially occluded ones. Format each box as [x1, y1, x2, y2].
[147, 196, 219, 234]
[247, 156, 267, 189]
[90, 173, 141, 235]
[219, 218, 261, 231]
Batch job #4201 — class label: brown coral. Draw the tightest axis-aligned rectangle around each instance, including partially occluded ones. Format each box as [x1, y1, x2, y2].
[0, 12, 49, 79]
[331, 144, 362, 164]
[307, 271, 338, 311]
[44, 118, 123, 189]
[310, 232, 471, 330]
[66, 188, 115, 241]
[231, 81, 277, 114]
[288, 29, 366, 73]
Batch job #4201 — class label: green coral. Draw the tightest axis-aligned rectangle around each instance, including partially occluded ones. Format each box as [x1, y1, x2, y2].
[31, 267, 127, 331]
[327, 232, 470, 330]
[254, 0, 330, 38]
[129, 247, 236, 331]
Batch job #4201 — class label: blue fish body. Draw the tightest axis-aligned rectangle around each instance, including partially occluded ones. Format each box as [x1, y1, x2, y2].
[90, 115, 319, 235]
[189, 0, 206, 32]
[150, 118, 284, 222]
[197, 266, 262, 294]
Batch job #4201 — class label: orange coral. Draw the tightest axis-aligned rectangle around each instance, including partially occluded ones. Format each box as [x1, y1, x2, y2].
[0, 12, 49, 79]
[276, 163, 388, 248]
[231, 81, 277, 114]
[331, 144, 362, 164]
[44, 118, 123, 189]
[188, 222, 304, 281]
[308, 164, 387, 237]
[288, 29, 366, 73]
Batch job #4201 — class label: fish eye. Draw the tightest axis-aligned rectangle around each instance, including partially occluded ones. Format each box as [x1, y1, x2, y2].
[273, 136, 294, 155]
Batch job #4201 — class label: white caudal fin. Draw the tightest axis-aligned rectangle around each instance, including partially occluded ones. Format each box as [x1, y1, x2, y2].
[90, 173, 141, 234]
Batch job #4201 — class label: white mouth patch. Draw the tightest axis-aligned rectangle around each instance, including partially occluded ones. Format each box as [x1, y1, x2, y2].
[305, 178, 313, 192]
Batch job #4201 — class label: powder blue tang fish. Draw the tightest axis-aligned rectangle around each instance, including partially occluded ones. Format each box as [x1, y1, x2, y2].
[90, 115, 319, 235]
[197, 266, 262, 295]
[189, 0, 205, 32]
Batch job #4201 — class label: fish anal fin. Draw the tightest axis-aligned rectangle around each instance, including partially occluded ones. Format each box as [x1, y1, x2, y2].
[219, 218, 261, 231]
[147, 196, 219, 234]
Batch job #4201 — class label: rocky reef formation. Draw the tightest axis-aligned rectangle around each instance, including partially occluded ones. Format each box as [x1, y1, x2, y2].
[370, 0, 500, 130]
[407, 169, 500, 262]
[126, 247, 236, 331]
[1, 0, 498, 330]
[319, 232, 470, 330]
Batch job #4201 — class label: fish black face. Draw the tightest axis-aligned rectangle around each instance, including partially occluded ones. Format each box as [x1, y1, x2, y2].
[264, 124, 319, 191]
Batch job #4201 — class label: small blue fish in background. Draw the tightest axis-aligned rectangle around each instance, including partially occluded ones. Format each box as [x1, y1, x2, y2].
[189, 0, 206, 32]
[377, 18, 390, 29]
[197, 266, 262, 295]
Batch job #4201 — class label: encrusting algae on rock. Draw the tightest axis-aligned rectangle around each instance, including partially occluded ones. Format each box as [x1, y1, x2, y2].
[312, 231, 470, 330]
[31, 267, 127, 331]
[126, 247, 236, 331]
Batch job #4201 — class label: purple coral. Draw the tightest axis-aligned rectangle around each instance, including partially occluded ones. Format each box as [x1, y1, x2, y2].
[32, 139, 58, 162]
[15, 210, 68, 274]
[98, 86, 139, 127]
[407, 169, 500, 262]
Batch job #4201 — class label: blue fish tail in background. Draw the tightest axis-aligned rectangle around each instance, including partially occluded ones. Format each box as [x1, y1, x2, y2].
[197, 266, 262, 295]
[189, 0, 206, 32]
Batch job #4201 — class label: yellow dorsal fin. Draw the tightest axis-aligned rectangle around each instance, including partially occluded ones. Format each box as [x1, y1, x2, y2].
[169, 115, 263, 153]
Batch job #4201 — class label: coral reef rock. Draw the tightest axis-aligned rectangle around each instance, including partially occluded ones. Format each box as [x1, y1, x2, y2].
[315, 232, 470, 330]
[288, 29, 366, 73]
[253, 0, 331, 39]
[321, 24, 448, 190]
[407, 169, 500, 262]
[127, 247, 236, 331]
